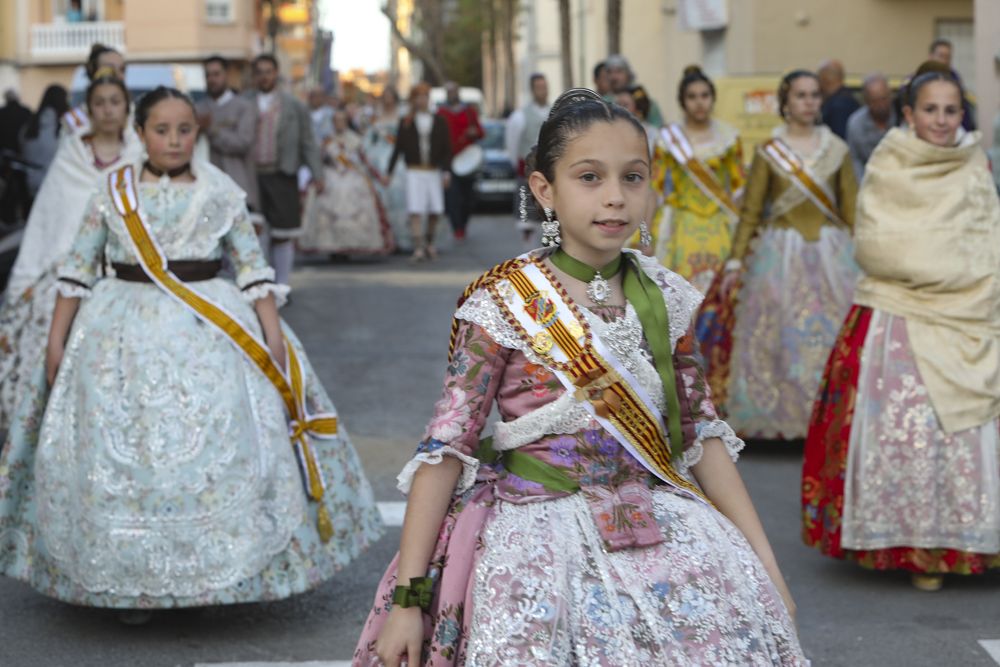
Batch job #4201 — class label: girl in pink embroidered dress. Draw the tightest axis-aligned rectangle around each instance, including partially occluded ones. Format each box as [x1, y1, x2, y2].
[355, 90, 805, 666]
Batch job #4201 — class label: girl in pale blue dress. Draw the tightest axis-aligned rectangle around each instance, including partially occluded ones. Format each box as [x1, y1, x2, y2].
[0, 87, 382, 619]
[365, 88, 409, 250]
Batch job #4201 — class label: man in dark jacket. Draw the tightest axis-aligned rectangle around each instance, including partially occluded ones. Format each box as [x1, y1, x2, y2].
[818, 59, 860, 140]
[387, 82, 451, 261]
[0, 90, 32, 225]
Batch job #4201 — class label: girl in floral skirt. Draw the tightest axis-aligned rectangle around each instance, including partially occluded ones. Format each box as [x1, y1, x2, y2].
[355, 89, 805, 666]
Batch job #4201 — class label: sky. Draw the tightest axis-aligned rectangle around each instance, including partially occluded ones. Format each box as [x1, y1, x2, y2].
[320, 0, 391, 73]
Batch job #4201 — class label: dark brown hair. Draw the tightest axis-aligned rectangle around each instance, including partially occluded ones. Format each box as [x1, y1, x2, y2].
[677, 65, 716, 111]
[778, 69, 819, 118]
[135, 86, 196, 129]
[86, 75, 130, 115]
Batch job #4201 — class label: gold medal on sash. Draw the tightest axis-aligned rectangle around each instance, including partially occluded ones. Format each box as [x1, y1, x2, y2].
[532, 330, 554, 355]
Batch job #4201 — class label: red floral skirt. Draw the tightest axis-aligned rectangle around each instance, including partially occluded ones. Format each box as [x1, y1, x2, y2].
[802, 305, 1000, 574]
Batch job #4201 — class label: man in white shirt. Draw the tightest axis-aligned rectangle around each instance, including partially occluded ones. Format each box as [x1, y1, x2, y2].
[505, 73, 550, 246]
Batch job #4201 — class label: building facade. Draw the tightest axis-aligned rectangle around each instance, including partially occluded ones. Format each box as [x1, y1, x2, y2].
[0, 0, 320, 108]
[501, 0, 994, 147]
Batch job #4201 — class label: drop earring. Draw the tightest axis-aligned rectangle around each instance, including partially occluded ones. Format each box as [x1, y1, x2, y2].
[541, 207, 562, 247]
[639, 220, 652, 247]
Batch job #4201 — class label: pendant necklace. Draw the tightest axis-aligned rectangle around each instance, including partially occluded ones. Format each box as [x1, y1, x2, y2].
[550, 249, 624, 306]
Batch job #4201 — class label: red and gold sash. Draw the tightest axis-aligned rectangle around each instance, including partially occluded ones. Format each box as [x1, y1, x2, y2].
[661, 124, 739, 220]
[762, 137, 843, 224]
[107, 164, 338, 542]
[492, 259, 708, 503]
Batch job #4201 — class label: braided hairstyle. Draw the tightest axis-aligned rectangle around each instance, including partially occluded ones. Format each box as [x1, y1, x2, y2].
[777, 69, 819, 119]
[906, 62, 962, 108]
[677, 65, 716, 111]
[85, 72, 129, 115]
[85, 43, 124, 81]
[527, 88, 647, 182]
[135, 86, 197, 129]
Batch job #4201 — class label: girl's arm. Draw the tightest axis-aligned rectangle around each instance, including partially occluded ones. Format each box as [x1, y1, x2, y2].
[376, 317, 509, 667]
[253, 293, 286, 371]
[45, 294, 81, 385]
[691, 443, 796, 619]
[47, 191, 110, 383]
[672, 326, 794, 618]
[376, 458, 463, 667]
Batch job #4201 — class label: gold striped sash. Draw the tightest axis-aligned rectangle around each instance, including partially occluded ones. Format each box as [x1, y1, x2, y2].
[498, 260, 708, 503]
[662, 124, 739, 219]
[108, 165, 338, 542]
[762, 137, 843, 224]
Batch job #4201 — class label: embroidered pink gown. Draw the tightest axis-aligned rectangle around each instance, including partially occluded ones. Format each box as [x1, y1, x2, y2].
[353, 252, 805, 666]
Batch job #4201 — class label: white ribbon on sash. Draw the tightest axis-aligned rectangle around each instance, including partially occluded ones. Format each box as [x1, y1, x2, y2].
[660, 123, 740, 221]
[494, 258, 708, 503]
[762, 137, 844, 225]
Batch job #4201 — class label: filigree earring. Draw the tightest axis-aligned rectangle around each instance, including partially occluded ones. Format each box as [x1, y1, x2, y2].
[518, 186, 528, 225]
[639, 220, 652, 247]
[541, 207, 562, 246]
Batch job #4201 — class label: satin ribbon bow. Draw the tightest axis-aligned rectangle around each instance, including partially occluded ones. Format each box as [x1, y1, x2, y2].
[392, 576, 435, 610]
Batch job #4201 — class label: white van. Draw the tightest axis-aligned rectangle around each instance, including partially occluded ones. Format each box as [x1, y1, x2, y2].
[69, 62, 207, 106]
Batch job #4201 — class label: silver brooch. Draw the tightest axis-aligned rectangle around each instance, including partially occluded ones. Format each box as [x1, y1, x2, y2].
[586, 272, 611, 305]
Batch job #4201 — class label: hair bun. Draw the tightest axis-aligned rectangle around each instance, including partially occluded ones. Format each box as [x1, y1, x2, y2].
[683, 65, 704, 77]
[549, 88, 604, 117]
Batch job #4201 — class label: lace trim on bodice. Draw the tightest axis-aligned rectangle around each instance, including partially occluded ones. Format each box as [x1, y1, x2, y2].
[103, 160, 248, 263]
[456, 252, 703, 357]
[493, 304, 665, 451]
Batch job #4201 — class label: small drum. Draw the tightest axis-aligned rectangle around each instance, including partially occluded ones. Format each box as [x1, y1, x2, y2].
[451, 143, 484, 176]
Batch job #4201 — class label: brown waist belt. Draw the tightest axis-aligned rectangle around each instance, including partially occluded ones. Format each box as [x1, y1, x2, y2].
[113, 260, 222, 283]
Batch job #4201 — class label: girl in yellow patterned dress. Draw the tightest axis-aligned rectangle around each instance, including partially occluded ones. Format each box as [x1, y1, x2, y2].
[649, 67, 744, 294]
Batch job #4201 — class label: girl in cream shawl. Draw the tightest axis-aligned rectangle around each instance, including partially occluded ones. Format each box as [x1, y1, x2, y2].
[0, 73, 142, 432]
[803, 71, 1000, 591]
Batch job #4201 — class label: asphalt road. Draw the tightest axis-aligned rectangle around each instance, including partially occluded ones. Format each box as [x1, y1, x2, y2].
[1, 212, 999, 667]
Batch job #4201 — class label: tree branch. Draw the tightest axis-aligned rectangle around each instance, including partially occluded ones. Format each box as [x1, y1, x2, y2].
[381, 4, 447, 85]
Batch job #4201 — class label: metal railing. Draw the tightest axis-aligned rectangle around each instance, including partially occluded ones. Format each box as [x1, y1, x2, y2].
[30, 21, 125, 58]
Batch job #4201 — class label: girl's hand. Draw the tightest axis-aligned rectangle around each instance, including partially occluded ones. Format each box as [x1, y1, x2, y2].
[375, 606, 424, 667]
[268, 336, 287, 373]
[45, 341, 64, 386]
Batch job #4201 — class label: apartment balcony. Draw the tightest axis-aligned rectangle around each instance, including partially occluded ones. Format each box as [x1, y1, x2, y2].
[30, 21, 125, 62]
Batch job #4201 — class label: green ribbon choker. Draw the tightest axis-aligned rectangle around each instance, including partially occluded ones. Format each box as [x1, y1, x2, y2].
[550, 249, 624, 282]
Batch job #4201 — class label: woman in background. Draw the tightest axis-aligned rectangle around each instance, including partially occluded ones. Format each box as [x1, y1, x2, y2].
[698, 69, 858, 440]
[803, 71, 1000, 591]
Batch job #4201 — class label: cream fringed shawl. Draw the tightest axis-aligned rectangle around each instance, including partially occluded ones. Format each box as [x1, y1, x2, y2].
[853, 127, 1000, 433]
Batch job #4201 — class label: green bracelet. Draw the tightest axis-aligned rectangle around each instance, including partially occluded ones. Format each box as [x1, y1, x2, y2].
[392, 576, 434, 610]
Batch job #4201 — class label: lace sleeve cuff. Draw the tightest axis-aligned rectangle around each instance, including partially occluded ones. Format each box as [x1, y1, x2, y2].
[396, 440, 480, 496]
[678, 419, 745, 474]
[241, 280, 290, 307]
[56, 278, 93, 298]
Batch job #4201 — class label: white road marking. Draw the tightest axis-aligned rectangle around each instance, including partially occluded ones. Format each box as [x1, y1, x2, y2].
[194, 662, 351, 667]
[378, 500, 407, 527]
[980, 639, 1000, 665]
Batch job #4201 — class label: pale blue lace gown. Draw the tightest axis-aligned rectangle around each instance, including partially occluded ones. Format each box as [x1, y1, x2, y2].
[0, 162, 383, 608]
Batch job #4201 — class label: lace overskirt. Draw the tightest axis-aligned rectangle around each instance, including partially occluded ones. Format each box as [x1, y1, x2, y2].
[0, 278, 383, 607]
[355, 484, 806, 666]
[727, 226, 857, 439]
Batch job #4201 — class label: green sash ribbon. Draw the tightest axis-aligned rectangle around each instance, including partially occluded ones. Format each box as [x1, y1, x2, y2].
[550, 249, 685, 461]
